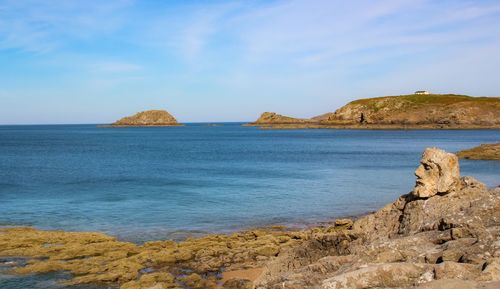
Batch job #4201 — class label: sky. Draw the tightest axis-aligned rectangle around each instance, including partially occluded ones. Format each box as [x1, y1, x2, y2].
[0, 0, 500, 124]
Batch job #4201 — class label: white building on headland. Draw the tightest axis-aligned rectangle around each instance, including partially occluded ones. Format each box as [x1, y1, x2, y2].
[415, 90, 430, 95]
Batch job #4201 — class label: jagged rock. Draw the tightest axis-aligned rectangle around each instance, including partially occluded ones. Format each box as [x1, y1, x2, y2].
[223, 278, 254, 289]
[258, 148, 500, 288]
[434, 261, 481, 280]
[479, 258, 500, 281]
[413, 279, 479, 289]
[112, 110, 180, 126]
[413, 147, 461, 198]
[321, 263, 434, 289]
[334, 219, 353, 229]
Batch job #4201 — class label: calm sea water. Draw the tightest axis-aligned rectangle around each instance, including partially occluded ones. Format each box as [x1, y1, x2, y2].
[0, 124, 499, 288]
[0, 124, 499, 244]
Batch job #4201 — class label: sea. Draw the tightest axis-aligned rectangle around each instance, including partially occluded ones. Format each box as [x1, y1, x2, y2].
[0, 124, 499, 288]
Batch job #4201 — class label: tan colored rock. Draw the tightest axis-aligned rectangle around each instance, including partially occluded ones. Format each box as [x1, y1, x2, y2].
[413, 279, 479, 289]
[434, 261, 481, 280]
[223, 278, 254, 289]
[413, 147, 461, 198]
[479, 258, 500, 281]
[334, 219, 353, 229]
[321, 263, 434, 289]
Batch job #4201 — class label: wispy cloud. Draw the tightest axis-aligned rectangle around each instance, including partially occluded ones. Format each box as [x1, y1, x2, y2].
[1, 0, 500, 123]
[0, 0, 133, 52]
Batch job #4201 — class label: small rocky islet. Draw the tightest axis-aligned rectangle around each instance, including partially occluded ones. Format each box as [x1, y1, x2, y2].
[110, 110, 181, 127]
[1, 147, 499, 288]
[247, 93, 500, 129]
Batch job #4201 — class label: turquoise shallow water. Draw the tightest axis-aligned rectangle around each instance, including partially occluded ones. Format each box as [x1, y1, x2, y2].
[0, 124, 499, 244]
[0, 124, 499, 288]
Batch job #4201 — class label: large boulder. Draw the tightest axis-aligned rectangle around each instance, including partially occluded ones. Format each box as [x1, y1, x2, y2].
[413, 147, 461, 198]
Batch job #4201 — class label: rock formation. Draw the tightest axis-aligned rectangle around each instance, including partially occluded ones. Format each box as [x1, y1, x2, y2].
[111, 110, 180, 126]
[257, 148, 499, 288]
[1, 148, 498, 289]
[413, 147, 461, 198]
[457, 143, 500, 160]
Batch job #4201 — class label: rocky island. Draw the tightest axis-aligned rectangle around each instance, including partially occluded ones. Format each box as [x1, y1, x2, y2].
[244, 112, 312, 127]
[247, 94, 500, 129]
[1, 148, 499, 288]
[457, 143, 500, 160]
[110, 110, 181, 127]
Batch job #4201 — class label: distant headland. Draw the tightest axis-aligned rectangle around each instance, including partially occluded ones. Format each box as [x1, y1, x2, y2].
[246, 93, 500, 129]
[107, 110, 182, 127]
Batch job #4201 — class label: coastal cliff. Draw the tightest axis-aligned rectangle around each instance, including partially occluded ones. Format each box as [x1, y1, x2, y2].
[111, 110, 181, 127]
[248, 94, 500, 129]
[1, 148, 498, 288]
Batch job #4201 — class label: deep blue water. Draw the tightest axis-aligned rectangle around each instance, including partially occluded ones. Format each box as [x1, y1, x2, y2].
[0, 124, 499, 244]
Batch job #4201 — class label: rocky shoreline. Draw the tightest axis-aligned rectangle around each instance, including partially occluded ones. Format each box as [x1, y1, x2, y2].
[1, 148, 499, 289]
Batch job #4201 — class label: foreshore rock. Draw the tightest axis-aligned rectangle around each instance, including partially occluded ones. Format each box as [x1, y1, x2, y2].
[457, 143, 500, 160]
[111, 110, 181, 126]
[0, 148, 498, 289]
[256, 148, 499, 289]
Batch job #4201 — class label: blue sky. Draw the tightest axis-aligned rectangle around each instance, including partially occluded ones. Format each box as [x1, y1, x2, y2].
[1, 0, 500, 124]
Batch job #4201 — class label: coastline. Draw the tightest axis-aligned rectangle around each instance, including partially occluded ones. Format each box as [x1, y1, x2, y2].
[1, 148, 499, 288]
[244, 123, 500, 130]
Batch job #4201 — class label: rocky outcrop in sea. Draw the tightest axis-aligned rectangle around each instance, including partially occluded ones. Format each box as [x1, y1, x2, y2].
[111, 110, 181, 126]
